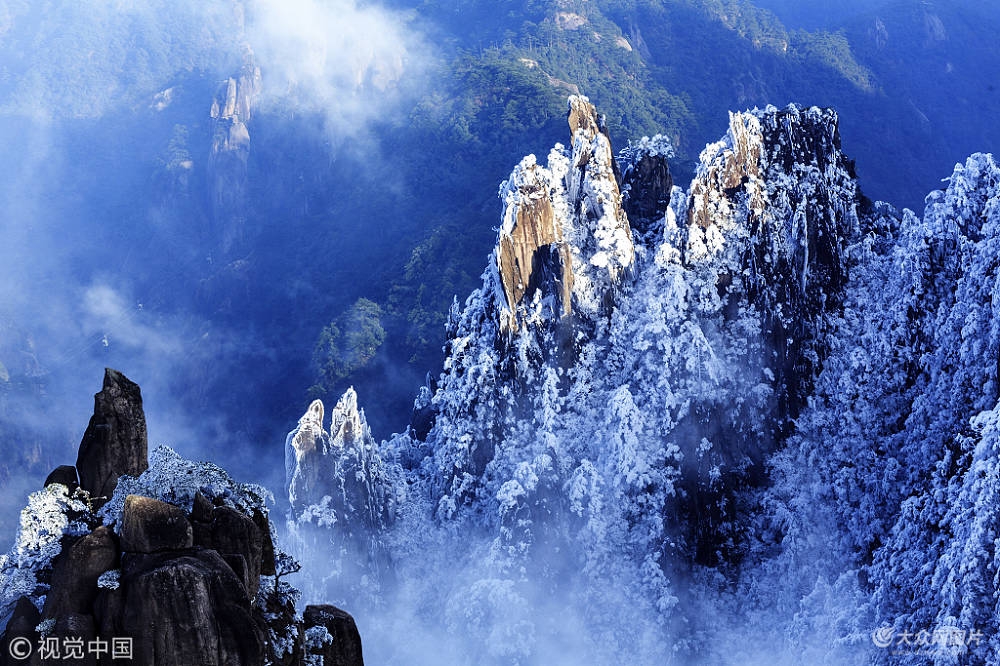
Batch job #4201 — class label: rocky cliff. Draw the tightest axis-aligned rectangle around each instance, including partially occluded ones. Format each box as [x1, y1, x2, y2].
[0, 369, 362, 666]
[494, 96, 636, 333]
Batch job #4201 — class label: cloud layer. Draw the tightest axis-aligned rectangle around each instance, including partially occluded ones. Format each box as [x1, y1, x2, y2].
[0, 0, 430, 542]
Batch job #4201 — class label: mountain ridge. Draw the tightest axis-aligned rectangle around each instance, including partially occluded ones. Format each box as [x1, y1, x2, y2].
[281, 94, 920, 663]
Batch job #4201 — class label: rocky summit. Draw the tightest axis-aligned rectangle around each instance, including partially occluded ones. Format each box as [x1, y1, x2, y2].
[76, 369, 148, 505]
[0, 369, 364, 666]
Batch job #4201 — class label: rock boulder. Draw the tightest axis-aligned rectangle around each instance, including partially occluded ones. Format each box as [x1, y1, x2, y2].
[120, 496, 193, 554]
[42, 526, 118, 619]
[303, 605, 364, 666]
[119, 549, 266, 666]
[43, 465, 79, 492]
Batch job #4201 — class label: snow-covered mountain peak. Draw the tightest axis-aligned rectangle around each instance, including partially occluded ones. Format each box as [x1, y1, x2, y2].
[493, 95, 635, 332]
[687, 104, 852, 240]
[286, 388, 378, 507]
[284, 388, 396, 601]
[280, 97, 975, 664]
[289, 399, 325, 459]
[680, 103, 863, 426]
[328, 387, 368, 448]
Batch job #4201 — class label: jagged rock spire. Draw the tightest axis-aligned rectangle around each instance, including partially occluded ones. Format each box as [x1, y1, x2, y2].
[284, 389, 397, 602]
[683, 104, 862, 425]
[493, 95, 635, 331]
[209, 50, 261, 256]
[285, 389, 394, 534]
[75, 368, 148, 502]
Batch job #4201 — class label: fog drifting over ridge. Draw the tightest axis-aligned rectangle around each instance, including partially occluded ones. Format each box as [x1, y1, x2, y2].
[3, 1, 1000, 663]
[0, 0, 430, 541]
[0, 0, 427, 126]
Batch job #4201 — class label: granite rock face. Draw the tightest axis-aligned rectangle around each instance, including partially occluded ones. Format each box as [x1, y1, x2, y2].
[302, 605, 364, 666]
[42, 526, 118, 619]
[76, 368, 148, 502]
[120, 496, 194, 554]
[118, 549, 267, 666]
[200, 505, 264, 599]
[493, 96, 635, 333]
[2, 369, 364, 666]
[496, 168, 574, 323]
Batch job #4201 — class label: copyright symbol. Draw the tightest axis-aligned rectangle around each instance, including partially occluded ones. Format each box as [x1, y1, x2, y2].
[872, 626, 895, 648]
[7, 636, 32, 660]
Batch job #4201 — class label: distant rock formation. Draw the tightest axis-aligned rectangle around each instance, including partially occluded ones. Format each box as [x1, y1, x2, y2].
[286, 390, 395, 536]
[1, 369, 364, 666]
[285, 390, 396, 600]
[209, 52, 261, 257]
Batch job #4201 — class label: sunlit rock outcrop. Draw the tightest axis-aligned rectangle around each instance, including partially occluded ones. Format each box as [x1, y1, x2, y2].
[493, 95, 635, 332]
[286, 390, 396, 536]
[209, 51, 261, 256]
[285, 389, 397, 600]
